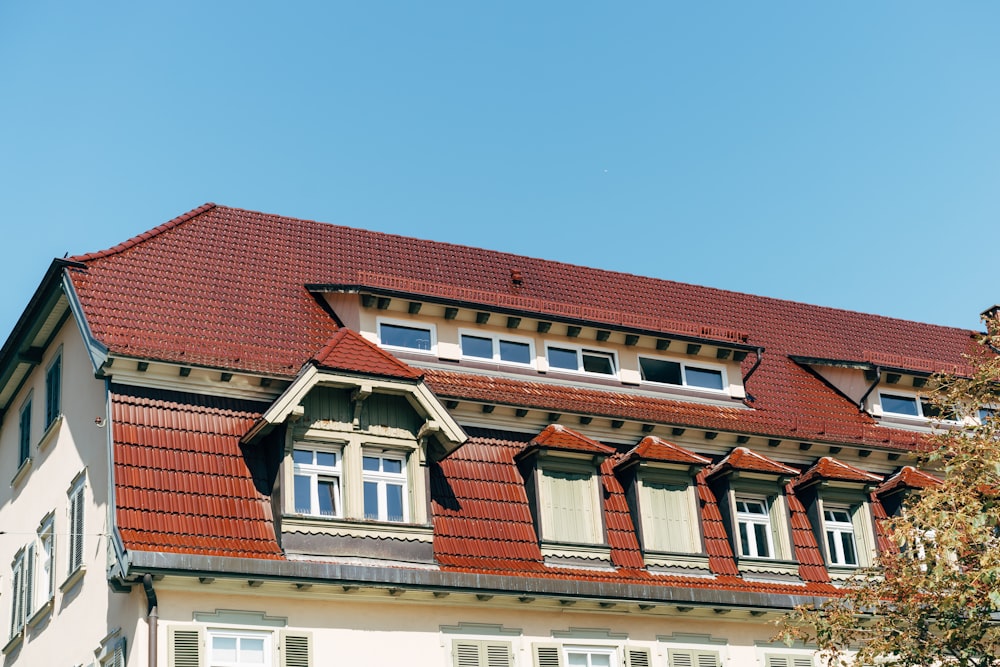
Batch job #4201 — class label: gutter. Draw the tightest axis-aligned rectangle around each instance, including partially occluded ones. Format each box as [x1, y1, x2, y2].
[122, 550, 829, 613]
[143, 574, 158, 667]
[741, 347, 765, 401]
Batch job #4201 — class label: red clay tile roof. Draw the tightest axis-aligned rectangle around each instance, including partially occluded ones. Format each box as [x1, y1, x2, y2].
[707, 447, 800, 479]
[617, 436, 712, 468]
[794, 456, 884, 489]
[312, 327, 421, 380]
[111, 384, 282, 559]
[66, 204, 980, 452]
[876, 465, 943, 495]
[521, 424, 616, 457]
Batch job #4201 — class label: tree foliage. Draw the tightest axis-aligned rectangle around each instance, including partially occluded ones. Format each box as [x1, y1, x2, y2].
[781, 315, 1000, 666]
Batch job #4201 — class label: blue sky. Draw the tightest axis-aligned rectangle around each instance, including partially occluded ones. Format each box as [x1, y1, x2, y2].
[1, 2, 998, 340]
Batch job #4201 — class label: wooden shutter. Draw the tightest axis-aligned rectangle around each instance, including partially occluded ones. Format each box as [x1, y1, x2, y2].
[767, 656, 813, 667]
[533, 643, 563, 667]
[69, 483, 84, 572]
[454, 640, 513, 667]
[280, 630, 312, 667]
[112, 637, 126, 667]
[696, 652, 720, 667]
[669, 650, 720, 667]
[9, 558, 23, 637]
[625, 647, 652, 667]
[542, 469, 597, 543]
[24, 544, 35, 617]
[642, 480, 698, 552]
[168, 626, 204, 667]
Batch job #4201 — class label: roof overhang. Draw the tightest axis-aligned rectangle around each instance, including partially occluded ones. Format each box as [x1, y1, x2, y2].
[241, 363, 466, 453]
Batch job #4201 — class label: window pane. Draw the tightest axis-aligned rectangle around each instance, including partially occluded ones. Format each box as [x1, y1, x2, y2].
[461, 335, 493, 358]
[293, 449, 312, 465]
[363, 456, 380, 471]
[380, 323, 432, 350]
[582, 351, 615, 375]
[499, 340, 531, 364]
[548, 347, 579, 370]
[592, 654, 611, 667]
[383, 457, 402, 474]
[881, 394, 919, 416]
[316, 451, 337, 467]
[685, 366, 724, 390]
[318, 479, 338, 516]
[739, 522, 751, 556]
[754, 523, 770, 557]
[386, 483, 404, 522]
[826, 531, 837, 561]
[567, 654, 589, 667]
[212, 637, 238, 662]
[294, 475, 312, 514]
[364, 481, 379, 519]
[241, 638, 265, 664]
[639, 358, 683, 385]
[841, 533, 857, 565]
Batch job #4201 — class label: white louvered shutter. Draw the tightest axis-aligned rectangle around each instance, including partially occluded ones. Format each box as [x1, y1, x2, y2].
[280, 630, 312, 667]
[669, 651, 693, 667]
[625, 647, 652, 667]
[696, 652, 720, 667]
[24, 544, 35, 617]
[485, 641, 512, 667]
[69, 482, 85, 573]
[168, 626, 204, 667]
[792, 658, 813, 667]
[453, 640, 512, 667]
[454, 641, 483, 667]
[533, 643, 563, 667]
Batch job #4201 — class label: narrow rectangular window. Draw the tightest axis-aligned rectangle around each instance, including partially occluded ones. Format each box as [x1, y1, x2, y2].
[37, 518, 55, 607]
[45, 353, 61, 428]
[209, 629, 272, 667]
[880, 393, 919, 417]
[68, 477, 85, 574]
[540, 468, 600, 544]
[362, 452, 408, 522]
[18, 398, 31, 467]
[564, 646, 615, 667]
[735, 497, 774, 559]
[9, 550, 25, 639]
[823, 506, 858, 566]
[640, 357, 725, 391]
[292, 447, 342, 517]
[547, 346, 616, 376]
[640, 479, 700, 553]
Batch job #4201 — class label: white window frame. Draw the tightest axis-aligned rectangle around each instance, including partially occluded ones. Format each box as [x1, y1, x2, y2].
[376, 317, 436, 354]
[822, 504, 859, 567]
[292, 445, 343, 518]
[35, 515, 55, 610]
[877, 391, 961, 423]
[735, 496, 775, 559]
[638, 355, 728, 393]
[458, 329, 536, 367]
[544, 343, 618, 377]
[362, 450, 409, 522]
[208, 628, 273, 667]
[563, 645, 618, 667]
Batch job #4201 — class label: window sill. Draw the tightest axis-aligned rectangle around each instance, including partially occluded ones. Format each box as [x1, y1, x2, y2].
[60, 565, 86, 593]
[2, 632, 23, 656]
[10, 457, 32, 488]
[37, 414, 63, 452]
[26, 598, 53, 628]
[282, 515, 434, 543]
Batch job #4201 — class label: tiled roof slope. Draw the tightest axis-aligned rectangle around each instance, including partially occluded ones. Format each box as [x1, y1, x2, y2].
[312, 328, 422, 380]
[112, 384, 282, 559]
[522, 424, 616, 457]
[66, 204, 979, 449]
[433, 428, 839, 595]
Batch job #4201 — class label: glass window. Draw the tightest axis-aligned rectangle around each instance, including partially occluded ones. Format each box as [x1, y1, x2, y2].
[640, 357, 726, 391]
[362, 452, 407, 522]
[581, 351, 615, 375]
[547, 346, 579, 370]
[379, 322, 433, 351]
[979, 407, 996, 423]
[45, 354, 61, 428]
[18, 398, 31, 467]
[735, 496, 773, 559]
[824, 506, 858, 566]
[293, 447, 342, 517]
[547, 346, 616, 376]
[565, 647, 615, 667]
[37, 518, 55, 607]
[460, 334, 493, 358]
[210, 630, 271, 667]
[880, 393, 920, 416]
[498, 340, 531, 364]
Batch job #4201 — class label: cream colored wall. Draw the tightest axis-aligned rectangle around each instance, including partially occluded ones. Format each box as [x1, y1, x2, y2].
[151, 581, 812, 667]
[812, 367, 869, 406]
[0, 316, 141, 667]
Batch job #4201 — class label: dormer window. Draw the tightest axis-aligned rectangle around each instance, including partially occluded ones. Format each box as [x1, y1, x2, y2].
[460, 331, 533, 366]
[378, 319, 435, 353]
[735, 496, 774, 559]
[546, 345, 616, 376]
[293, 446, 342, 517]
[639, 356, 726, 392]
[823, 506, 858, 566]
[879, 391, 959, 422]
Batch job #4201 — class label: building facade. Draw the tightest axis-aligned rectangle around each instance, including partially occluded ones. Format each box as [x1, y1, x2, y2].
[0, 204, 976, 667]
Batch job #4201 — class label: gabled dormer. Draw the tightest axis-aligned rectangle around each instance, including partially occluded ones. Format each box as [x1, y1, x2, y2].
[615, 436, 712, 576]
[875, 465, 942, 517]
[706, 447, 800, 582]
[242, 328, 465, 566]
[793, 457, 883, 578]
[515, 424, 615, 569]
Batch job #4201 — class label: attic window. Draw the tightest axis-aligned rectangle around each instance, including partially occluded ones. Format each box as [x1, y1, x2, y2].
[378, 320, 435, 353]
[879, 392, 959, 422]
[546, 345, 616, 376]
[460, 331, 533, 365]
[639, 356, 726, 391]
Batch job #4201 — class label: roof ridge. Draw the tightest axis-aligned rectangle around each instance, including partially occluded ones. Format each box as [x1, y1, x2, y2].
[69, 202, 217, 263]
